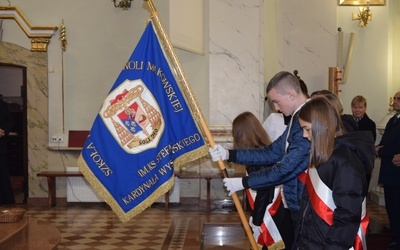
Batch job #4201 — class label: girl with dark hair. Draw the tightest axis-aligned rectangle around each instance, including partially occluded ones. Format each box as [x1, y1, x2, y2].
[294, 97, 375, 249]
[232, 111, 288, 250]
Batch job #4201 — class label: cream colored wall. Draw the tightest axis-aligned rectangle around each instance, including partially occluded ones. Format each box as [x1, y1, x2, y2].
[336, 0, 398, 145]
[263, 0, 279, 119]
[390, 0, 400, 92]
[1, 0, 209, 147]
[262, 0, 399, 146]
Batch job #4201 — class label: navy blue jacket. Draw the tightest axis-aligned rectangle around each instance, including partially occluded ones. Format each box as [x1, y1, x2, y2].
[228, 113, 310, 212]
[377, 114, 400, 186]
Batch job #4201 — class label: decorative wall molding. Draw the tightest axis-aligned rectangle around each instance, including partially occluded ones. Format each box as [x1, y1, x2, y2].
[209, 125, 233, 143]
[338, 0, 385, 6]
[0, 6, 58, 52]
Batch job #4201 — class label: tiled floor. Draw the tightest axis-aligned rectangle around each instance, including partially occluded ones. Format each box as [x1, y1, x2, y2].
[2, 195, 394, 250]
[20, 200, 251, 250]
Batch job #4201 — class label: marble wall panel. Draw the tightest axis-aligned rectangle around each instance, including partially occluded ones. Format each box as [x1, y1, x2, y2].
[209, 0, 264, 125]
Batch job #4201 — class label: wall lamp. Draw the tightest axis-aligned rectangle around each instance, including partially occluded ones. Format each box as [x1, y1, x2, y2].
[112, 0, 133, 10]
[352, 0, 372, 26]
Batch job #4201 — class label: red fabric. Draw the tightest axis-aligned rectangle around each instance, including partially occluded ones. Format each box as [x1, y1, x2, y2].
[246, 189, 283, 248]
[353, 212, 369, 250]
[305, 170, 368, 250]
[298, 171, 307, 184]
[305, 172, 334, 226]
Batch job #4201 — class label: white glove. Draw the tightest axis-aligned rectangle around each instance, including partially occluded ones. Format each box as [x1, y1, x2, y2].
[208, 144, 228, 162]
[249, 216, 262, 235]
[223, 177, 244, 196]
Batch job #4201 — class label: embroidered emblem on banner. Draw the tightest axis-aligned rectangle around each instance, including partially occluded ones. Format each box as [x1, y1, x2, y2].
[101, 79, 164, 153]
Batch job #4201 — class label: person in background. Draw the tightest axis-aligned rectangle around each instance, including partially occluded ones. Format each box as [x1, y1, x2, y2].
[376, 91, 400, 250]
[209, 71, 311, 249]
[310, 89, 332, 97]
[295, 97, 374, 249]
[311, 90, 344, 115]
[351, 95, 377, 142]
[0, 97, 15, 205]
[262, 112, 287, 142]
[311, 90, 358, 133]
[232, 111, 286, 250]
[350, 95, 377, 190]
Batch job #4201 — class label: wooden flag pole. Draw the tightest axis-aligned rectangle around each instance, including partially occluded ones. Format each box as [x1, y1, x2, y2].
[144, 1, 258, 249]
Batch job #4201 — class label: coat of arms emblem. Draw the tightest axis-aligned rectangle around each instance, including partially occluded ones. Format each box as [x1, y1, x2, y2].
[100, 79, 164, 153]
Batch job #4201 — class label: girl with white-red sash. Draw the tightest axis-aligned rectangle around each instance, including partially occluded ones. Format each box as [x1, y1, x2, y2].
[232, 111, 290, 250]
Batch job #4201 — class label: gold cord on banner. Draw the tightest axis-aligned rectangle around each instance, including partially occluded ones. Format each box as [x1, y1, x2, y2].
[59, 19, 67, 134]
[144, 1, 259, 249]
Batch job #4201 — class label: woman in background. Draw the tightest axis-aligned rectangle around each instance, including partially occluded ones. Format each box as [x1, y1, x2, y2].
[294, 97, 374, 249]
[351, 95, 377, 142]
[311, 90, 358, 133]
[351, 95, 377, 189]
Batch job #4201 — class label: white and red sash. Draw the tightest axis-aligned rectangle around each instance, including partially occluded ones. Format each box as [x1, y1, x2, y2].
[306, 167, 369, 250]
[247, 186, 285, 249]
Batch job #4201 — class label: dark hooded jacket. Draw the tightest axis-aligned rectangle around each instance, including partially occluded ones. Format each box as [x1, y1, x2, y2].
[293, 131, 375, 250]
[341, 114, 358, 133]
